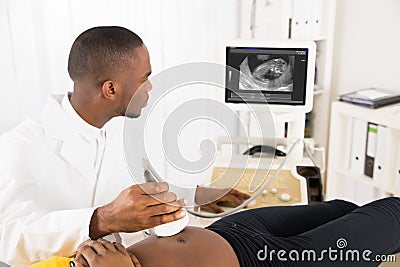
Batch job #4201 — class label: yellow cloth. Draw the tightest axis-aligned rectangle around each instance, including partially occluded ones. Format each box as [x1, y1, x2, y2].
[30, 257, 73, 267]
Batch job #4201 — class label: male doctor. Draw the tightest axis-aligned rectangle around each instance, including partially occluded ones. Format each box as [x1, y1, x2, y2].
[0, 26, 249, 266]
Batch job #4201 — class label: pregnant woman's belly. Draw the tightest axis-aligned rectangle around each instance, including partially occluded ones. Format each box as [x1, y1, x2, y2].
[128, 226, 240, 267]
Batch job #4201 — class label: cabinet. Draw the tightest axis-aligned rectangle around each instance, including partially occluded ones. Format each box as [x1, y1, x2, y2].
[326, 101, 400, 205]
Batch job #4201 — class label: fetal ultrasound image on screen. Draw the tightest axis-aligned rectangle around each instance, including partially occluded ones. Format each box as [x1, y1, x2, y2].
[239, 54, 295, 92]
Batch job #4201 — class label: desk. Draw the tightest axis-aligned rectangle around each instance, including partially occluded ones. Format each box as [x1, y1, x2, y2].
[188, 161, 309, 228]
[211, 167, 304, 208]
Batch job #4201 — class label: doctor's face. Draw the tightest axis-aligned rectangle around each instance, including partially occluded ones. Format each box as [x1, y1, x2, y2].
[116, 44, 152, 118]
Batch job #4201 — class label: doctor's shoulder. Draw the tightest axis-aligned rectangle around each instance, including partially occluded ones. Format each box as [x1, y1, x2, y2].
[0, 118, 48, 159]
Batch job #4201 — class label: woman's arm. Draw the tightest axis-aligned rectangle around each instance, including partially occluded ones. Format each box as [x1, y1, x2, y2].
[74, 239, 141, 267]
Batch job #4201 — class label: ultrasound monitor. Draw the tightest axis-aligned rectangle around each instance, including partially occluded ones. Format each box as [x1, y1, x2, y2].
[225, 40, 316, 113]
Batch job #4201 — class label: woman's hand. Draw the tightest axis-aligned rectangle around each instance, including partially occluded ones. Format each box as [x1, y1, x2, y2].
[74, 239, 141, 267]
[195, 187, 251, 213]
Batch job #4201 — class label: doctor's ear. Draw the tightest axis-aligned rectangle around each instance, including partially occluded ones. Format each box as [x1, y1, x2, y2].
[101, 80, 116, 100]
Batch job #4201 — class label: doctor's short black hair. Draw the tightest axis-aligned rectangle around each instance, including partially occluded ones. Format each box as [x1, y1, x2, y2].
[68, 26, 143, 82]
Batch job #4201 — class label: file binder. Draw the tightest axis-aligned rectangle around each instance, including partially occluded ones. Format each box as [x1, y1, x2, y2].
[396, 141, 400, 189]
[372, 125, 387, 184]
[350, 118, 367, 175]
[364, 123, 377, 178]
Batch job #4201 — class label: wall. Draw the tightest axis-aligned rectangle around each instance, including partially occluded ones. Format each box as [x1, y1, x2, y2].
[331, 0, 400, 97]
[0, 0, 240, 135]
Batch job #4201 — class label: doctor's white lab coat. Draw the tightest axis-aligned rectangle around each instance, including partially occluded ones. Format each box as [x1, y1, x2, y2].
[0, 95, 139, 266]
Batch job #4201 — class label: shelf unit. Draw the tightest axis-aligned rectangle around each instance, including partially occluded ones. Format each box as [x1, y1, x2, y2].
[298, 0, 337, 158]
[238, 0, 337, 180]
[326, 101, 400, 205]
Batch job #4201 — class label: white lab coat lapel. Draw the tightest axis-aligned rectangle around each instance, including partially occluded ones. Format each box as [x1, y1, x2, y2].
[59, 134, 95, 180]
[41, 95, 96, 181]
[91, 117, 133, 205]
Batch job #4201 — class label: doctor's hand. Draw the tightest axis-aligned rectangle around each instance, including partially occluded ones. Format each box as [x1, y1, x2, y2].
[89, 182, 187, 239]
[195, 187, 251, 214]
[75, 239, 141, 267]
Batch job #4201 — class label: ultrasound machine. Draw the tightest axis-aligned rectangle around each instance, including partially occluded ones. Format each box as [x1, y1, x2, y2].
[210, 40, 321, 211]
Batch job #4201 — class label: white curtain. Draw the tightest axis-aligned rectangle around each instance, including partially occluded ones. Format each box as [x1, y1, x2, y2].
[0, 0, 239, 134]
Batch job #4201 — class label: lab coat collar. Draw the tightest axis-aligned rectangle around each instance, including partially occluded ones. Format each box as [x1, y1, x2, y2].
[61, 92, 104, 142]
[41, 94, 70, 140]
[40, 94, 96, 179]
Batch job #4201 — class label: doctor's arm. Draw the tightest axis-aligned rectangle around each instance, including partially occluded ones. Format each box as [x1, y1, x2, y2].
[0, 186, 184, 265]
[0, 186, 97, 265]
[0, 181, 184, 266]
[89, 182, 187, 240]
[0, 133, 99, 265]
[0, 132, 185, 265]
